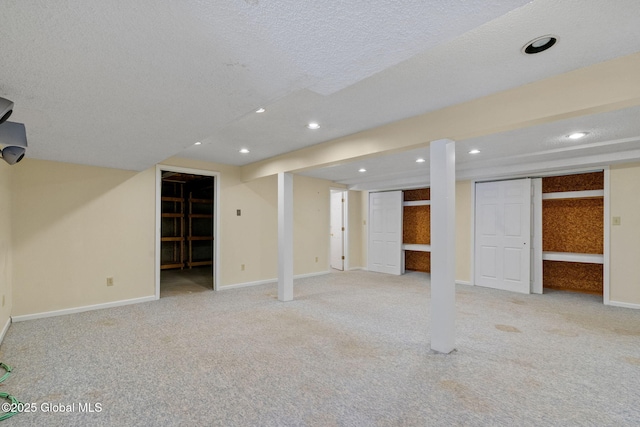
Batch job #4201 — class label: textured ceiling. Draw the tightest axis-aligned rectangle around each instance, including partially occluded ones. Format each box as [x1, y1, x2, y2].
[300, 106, 640, 190]
[1, 0, 640, 177]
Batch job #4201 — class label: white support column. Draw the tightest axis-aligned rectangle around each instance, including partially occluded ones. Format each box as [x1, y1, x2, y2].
[278, 172, 294, 302]
[430, 138, 456, 353]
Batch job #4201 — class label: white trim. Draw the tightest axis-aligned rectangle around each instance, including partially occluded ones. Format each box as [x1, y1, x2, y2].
[11, 296, 156, 323]
[403, 200, 430, 206]
[402, 244, 431, 252]
[218, 278, 276, 291]
[603, 167, 611, 305]
[348, 267, 366, 271]
[455, 280, 471, 286]
[343, 191, 350, 271]
[542, 252, 604, 264]
[329, 188, 348, 271]
[608, 300, 640, 310]
[470, 180, 477, 287]
[542, 190, 604, 200]
[0, 317, 11, 344]
[532, 178, 543, 294]
[155, 165, 220, 298]
[218, 270, 331, 291]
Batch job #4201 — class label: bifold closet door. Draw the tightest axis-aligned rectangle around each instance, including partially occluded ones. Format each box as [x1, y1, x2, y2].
[368, 191, 402, 275]
[475, 179, 531, 294]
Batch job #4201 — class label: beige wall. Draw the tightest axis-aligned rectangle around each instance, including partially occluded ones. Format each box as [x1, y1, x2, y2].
[161, 158, 333, 285]
[162, 158, 279, 286]
[455, 181, 472, 283]
[347, 190, 363, 269]
[0, 163, 13, 329]
[8, 157, 640, 319]
[293, 175, 332, 275]
[11, 159, 156, 316]
[610, 163, 640, 305]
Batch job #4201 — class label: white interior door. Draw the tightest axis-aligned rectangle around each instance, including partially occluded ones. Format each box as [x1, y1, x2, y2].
[368, 191, 403, 275]
[475, 179, 531, 294]
[330, 191, 344, 270]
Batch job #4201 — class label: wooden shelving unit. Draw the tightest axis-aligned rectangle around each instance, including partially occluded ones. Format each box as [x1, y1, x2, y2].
[402, 188, 431, 273]
[187, 195, 214, 268]
[160, 174, 214, 270]
[542, 172, 604, 294]
[160, 186, 185, 270]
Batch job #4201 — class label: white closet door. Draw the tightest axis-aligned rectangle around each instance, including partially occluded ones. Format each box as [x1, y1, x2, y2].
[368, 191, 403, 275]
[475, 179, 531, 294]
[330, 191, 344, 270]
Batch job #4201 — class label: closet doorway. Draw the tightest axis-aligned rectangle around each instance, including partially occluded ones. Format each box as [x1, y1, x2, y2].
[155, 166, 219, 298]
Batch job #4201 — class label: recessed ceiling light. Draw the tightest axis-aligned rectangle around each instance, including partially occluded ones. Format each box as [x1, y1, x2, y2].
[358, 168, 366, 173]
[416, 158, 426, 163]
[568, 132, 588, 140]
[239, 148, 250, 154]
[255, 108, 265, 113]
[307, 122, 320, 130]
[469, 149, 481, 154]
[194, 141, 202, 145]
[522, 35, 558, 55]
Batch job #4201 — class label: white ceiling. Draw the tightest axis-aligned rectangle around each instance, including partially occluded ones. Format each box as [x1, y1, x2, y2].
[301, 106, 640, 190]
[1, 1, 640, 179]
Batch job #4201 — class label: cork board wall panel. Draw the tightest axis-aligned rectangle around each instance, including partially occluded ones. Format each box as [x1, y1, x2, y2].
[404, 188, 430, 201]
[403, 205, 430, 244]
[543, 260, 603, 294]
[542, 171, 604, 193]
[405, 251, 430, 273]
[543, 198, 603, 253]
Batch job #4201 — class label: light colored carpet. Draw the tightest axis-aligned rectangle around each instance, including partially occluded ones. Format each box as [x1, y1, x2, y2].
[0, 270, 639, 426]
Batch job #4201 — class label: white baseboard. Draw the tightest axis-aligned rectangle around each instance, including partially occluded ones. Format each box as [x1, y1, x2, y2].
[348, 267, 366, 271]
[0, 317, 11, 345]
[607, 300, 640, 310]
[11, 295, 156, 323]
[456, 280, 472, 286]
[219, 270, 331, 291]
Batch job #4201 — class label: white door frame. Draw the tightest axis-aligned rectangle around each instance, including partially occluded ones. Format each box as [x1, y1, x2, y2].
[329, 188, 349, 271]
[155, 165, 220, 298]
[472, 166, 610, 303]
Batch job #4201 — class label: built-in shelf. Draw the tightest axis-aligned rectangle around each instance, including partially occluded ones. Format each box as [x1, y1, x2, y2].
[188, 236, 214, 241]
[542, 251, 604, 264]
[162, 213, 182, 218]
[161, 196, 183, 202]
[542, 190, 604, 200]
[401, 244, 431, 252]
[161, 237, 184, 242]
[403, 200, 430, 207]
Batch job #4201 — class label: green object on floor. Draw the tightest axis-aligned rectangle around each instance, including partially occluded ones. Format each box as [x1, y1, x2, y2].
[0, 363, 11, 384]
[0, 392, 19, 421]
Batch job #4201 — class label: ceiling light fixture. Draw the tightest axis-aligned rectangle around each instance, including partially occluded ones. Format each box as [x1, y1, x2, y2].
[306, 122, 320, 130]
[255, 107, 265, 113]
[522, 35, 558, 54]
[416, 158, 426, 163]
[358, 168, 366, 173]
[469, 149, 481, 154]
[568, 132, 588, 140]
[194, 141, 202, 145]
[239, 148, 250, 154]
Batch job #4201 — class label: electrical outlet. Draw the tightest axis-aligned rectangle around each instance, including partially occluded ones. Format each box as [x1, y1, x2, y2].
[106, 277, 114, 286]
[612, 216, 621, 226]
[241, 264, 245, 271]
[315, 257, 318, 263]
